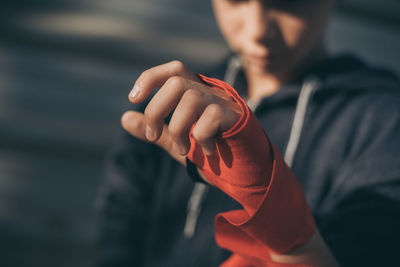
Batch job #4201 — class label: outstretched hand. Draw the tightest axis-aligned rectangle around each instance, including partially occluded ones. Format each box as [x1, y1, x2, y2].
[121, 60, 242, 166]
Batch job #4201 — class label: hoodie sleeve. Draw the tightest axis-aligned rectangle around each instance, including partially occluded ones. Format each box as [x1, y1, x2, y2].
[96, 131, 161, 267]
[315, 91, 400, 267]
[187, 75, 316, 266]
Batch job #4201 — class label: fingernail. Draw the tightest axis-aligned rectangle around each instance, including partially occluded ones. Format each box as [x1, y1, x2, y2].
[130, 85, 140, 99]
[146, 126, 156, 141]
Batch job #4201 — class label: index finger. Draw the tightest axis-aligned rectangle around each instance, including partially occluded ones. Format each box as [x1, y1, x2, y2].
[129, 60, 200, 104]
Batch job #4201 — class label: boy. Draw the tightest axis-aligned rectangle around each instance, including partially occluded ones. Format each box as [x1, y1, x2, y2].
[98, 0, 400, 266]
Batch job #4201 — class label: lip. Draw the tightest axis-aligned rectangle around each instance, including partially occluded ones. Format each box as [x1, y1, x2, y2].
[245, 53, 274, 65]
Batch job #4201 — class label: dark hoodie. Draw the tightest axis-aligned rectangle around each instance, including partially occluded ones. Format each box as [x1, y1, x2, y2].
[97, 55, 400, 267]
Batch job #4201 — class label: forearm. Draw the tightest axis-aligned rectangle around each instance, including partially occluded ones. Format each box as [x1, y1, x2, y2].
[187, 75, 338, 266]
[194, 167, 339, 266]
[195, 165, 339, 266]
[269, 230, 339, 266]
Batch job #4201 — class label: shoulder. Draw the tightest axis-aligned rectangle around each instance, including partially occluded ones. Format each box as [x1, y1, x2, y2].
[308, 57, 400, 187]
[312, 55, 400, 128]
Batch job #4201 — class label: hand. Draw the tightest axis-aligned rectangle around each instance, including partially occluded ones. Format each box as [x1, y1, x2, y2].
[121, 60, 242, 166]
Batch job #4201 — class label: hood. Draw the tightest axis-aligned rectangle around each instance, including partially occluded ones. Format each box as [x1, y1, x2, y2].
[309, 55, 399, 94]
[222, 54, 400, 107]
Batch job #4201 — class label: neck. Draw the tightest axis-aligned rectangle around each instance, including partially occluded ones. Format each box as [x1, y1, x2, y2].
[244, 45, 327, 101]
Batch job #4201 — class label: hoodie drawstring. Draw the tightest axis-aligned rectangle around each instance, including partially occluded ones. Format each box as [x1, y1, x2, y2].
[284, 78, 319, 167]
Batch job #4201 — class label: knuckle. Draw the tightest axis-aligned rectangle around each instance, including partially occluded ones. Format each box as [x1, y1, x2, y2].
[168, 125, 185, 141]
[131, 121, 144, 135]
[205, 104, 224, 120]
[140, 68, 154, 80]
[128, 116, 141, 130]
[121, 113, 133, 128]
[170, 60, 186, 73]
[192, 129, 207, 143]
[144, 107, 157, 124]
[182, 89, 202, 102]
[166, 76, 186, 90]
[192, 124, 212, 143]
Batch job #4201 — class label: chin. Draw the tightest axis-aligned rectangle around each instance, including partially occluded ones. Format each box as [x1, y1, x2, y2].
[246, 59, 285, 75]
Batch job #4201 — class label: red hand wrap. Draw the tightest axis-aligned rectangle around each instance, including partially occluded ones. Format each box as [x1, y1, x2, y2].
[187, 75, 316, 265]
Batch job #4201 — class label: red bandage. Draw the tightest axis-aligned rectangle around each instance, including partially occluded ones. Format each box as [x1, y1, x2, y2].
[187, 75, 316, 266]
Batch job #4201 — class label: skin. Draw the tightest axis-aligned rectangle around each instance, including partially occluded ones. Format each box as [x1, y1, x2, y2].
[122, 60, 242, 162]
[122, 0, 339, 265]
[212, 0, 333, 99]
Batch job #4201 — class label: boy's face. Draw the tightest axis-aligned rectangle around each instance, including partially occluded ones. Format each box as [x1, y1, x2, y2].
[212, 0, 333, 75]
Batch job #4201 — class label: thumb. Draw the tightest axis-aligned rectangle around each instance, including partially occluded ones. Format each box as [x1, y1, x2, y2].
[121, 111, 186, 165]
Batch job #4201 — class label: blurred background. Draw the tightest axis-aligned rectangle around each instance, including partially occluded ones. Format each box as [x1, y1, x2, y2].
[0, 0, 399, 266]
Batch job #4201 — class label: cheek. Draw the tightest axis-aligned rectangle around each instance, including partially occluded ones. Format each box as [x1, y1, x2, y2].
[277, 10, 327, 59]
[276, 14, 308, 50]
[213, 4, 244, 52]
[221, 20, 243, 52]
[278, 2, 332, 51]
